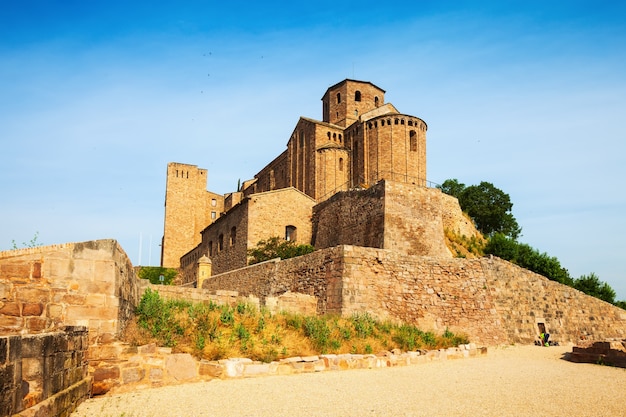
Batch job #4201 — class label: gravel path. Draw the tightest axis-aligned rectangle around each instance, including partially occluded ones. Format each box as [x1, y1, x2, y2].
[72, 345, 626, 417]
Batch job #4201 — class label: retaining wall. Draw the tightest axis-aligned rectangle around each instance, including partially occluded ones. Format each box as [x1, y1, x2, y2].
[201, 245, 626, 346]
[0, 326, 89, 417]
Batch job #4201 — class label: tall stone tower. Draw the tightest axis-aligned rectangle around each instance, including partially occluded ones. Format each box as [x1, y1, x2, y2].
[161, 163, 223, 268]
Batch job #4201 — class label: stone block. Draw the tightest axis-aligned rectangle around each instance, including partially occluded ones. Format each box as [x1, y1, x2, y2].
[243, 363, 271, 377]
[0, 302, 21, 317]
[137, 343, 157, 355]
[165, 353, 197, 381]
[22, 303, 43, 316]
[149, 367, 164, 382]
[121, 365, 146, 384]
[198, 361, 222, 378]
[92, 365, 120, 382]
[1, 263, 30, 278]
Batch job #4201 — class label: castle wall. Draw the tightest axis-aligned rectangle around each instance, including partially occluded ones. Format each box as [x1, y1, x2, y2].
[382, 181, 451, 257]
[202, 247, 345, 314]
[312, 184, 385, 250]
[312, 180, 451, 257]
[200, 246, 626, 346]
[0, 240, 139, 343]
[440, 193, 482, 239]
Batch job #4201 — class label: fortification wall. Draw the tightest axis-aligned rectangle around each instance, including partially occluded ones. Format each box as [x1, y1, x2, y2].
[440, 193, 482, 239]
[312, 183, 385, 250]
[312, 181, 451, 258]
[383, 181, 450, 257]
[482, 258, 626, 343]
[200, 246, 626, 346]
[0, 327, 90, 417]
[202, 247, 345, 314]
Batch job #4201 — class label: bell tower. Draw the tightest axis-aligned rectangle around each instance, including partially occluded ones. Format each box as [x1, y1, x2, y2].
[321, 79, 386, 127]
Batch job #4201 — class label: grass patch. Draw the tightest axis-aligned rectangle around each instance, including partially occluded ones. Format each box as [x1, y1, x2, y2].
[124, 289, 470, 362]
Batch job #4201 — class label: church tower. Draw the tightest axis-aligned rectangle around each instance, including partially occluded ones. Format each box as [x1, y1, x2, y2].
[321, 80, 386, 127]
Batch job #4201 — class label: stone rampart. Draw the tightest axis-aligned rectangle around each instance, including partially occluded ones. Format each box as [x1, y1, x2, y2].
[0, 326, 89, 417]
[200, 245, 626, 346]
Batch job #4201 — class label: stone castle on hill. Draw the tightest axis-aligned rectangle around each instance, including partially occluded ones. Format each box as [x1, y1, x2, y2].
[3, 79, 625, 415]
[155, 78, 625, 347]
[161, 79, 473, 279]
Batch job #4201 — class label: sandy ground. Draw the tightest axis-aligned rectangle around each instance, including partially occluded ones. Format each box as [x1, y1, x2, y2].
[71, 345, 626, 417]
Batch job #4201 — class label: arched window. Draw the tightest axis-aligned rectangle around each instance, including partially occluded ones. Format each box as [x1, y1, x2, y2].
[336, 92, 341, 104]
[339, 157, 344, 172]
[285, 225, 297, 242]
[374, 96, 379, 107]
[208, 241, 213, 256]
[230, 227, 236, 246]
[218, 234, 224, 251]
[410, 131, 417, 152]
[355, 91, 361, 102]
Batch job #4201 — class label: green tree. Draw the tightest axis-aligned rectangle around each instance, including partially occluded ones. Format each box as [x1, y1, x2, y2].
[485, 233, 572, 285]
[439, 179, 521, 239]
[573, 273, 616, 304]
[248, 237, 314, 265]
[438, 179, 466, 199]
[459, 182, 521, 239]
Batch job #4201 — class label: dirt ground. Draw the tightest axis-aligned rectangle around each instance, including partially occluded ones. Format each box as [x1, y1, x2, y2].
[71, 345, 626, 417]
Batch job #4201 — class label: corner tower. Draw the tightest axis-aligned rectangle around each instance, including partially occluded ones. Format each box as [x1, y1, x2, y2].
[322, 80, 385, 127]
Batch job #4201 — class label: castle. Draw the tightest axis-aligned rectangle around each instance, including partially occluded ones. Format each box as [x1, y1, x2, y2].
[156, 78, 625, 347]
[161, 79, 470, 280]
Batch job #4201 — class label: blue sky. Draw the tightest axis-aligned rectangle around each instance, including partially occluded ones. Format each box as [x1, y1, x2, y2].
[1, 1, 625, 299]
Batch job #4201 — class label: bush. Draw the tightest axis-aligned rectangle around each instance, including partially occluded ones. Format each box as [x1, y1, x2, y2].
[129, 290, 472, 361]
[137, 266, 178, 285]
[248, 237, 314, 264]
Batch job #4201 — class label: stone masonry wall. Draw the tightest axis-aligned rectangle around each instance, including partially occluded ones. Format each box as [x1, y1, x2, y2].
[383, 181, 450, 257]
[0, 326, 90, 417]
[0, 240, 140, 345]
[312, 183, 385, 250]
[199, 245, 626, 346]
[0, 240, 144, 410]
[202, 247, 345, 314]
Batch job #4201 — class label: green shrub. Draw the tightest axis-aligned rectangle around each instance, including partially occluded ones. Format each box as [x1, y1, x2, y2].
[137, 266, 178, 285]
[248, 237, 315, 264]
